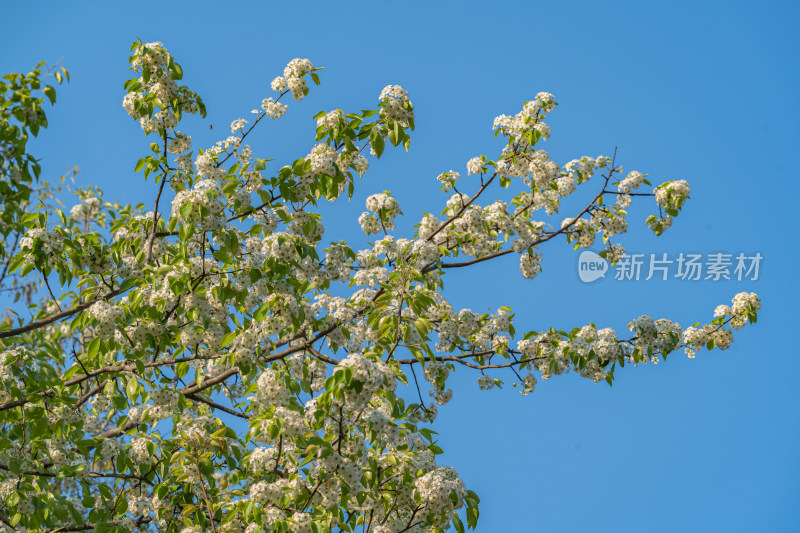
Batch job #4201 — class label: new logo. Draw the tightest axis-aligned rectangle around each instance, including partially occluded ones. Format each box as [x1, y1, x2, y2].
[578, 250, 608, 283]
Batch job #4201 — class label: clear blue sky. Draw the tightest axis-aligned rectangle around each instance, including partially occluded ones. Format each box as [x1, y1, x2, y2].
[2, 1, 798, 531]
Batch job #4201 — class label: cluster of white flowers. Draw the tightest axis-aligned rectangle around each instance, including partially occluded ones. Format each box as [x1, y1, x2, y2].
[255, 367, 289, 407]
[563, 155, 609, 184]
[519, 250, 542, 279]
[655, 179, 691, 211]
[645, 179, 691, 236]
[247, 446, 277, 473]
[316, 109, 344, 131]
[358, 193, 401, 235]
[260, 97, 287, 119]
[230, 118, 248, 133]
[336, 353, 395, 410]
[87, 299, 124, 339]
[526, 150, 560, 189]
[271, 406, 306, 438]
[590, 208, 629, 238]
[168, 131, 192, 154]
[477, 375, 496, 390]
[75, 243, 113, 275]
[379, 84, 408, 100]
[171, 178, 226, 230]
[99, 437, 122, 462]
[431, 306, 513, 361]
[271, 58, 314, 101]
[561, 217, 595, 248]
[306, 143, 338, 177]
[129, 435, 154, 464]
[493, 91, 557, 140]
[337, 150, 369, 176]
[378, 84, 414, 127]
[604, 242, 627, 264]
[0, 347, 29, 404]
[466, 156, 485, 175]
[423, 360, 453, 405]
[618, 170, 647, 193]
[680, 292, 760, 357]
[414, 466, 467, 525]
[436, 169, 460, 192]
[69, 190, 103, 225]
[19, 226, 63, 257]
[518, 373, 537, 395]
[510, 218, 544, 253]
[730, 292, 761, 326]
[627, 315, 661, 349]
[148, 388, 179, 419]
[122, 42, 201, 133]
[495, 153, 607, 218]
[15, 499, 34, 516]
[366, 192, 401, 220]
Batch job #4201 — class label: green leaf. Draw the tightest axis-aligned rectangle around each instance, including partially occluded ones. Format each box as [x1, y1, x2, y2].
[180, 202, 193, 221]
[87, 337, 101, 359]
[213, 250, 232, 263]
[43, 85, 56, 104]
[268, 421, 281, 439]
[170, 63, 184, 80]
[452, 513, 465, 533]
[111, 395, 127, 410]
[220, 331, 237, 349]
[175, 362, 190, 379]
[466, 506, 479, 529]
[292, 158, 307, 175]
[126, 378, 139, 400]
[7, 254, 24, 274]
[20, 262, 34, 276]
[372, 134, 385, 158]
[253, 303, 270, 322]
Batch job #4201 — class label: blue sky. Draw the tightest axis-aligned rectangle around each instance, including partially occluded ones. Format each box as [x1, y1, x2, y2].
[2, 1, 798, 531]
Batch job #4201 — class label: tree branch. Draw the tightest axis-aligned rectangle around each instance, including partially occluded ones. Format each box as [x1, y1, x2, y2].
[0, 288, 123, 340]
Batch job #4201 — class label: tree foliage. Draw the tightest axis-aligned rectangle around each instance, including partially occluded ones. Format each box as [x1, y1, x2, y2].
[0, 42, 760, 533]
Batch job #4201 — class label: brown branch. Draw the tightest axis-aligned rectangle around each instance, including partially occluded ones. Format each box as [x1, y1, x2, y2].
[42, 273, 62, 311]
[192, 448, 219, 533]
[421, 149, 620, 274]
[426, 172, 498, 243]
[396, 350, 544, 370]
[305, 346, 340, 365]
[144, 189, 165, 264]
[96, 365, 240, 441]
[41, 518, 150, 532]
[75, 380, 107, 408]
[186, 393, 249, 419]
[0, 464, 152, 484]
[0, 353, 216, 413]
[0, 288, 123, 340]
[0, 231, 21, 287]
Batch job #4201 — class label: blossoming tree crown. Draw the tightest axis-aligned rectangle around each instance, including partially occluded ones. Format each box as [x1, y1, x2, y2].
[0, 41, 759, 533]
